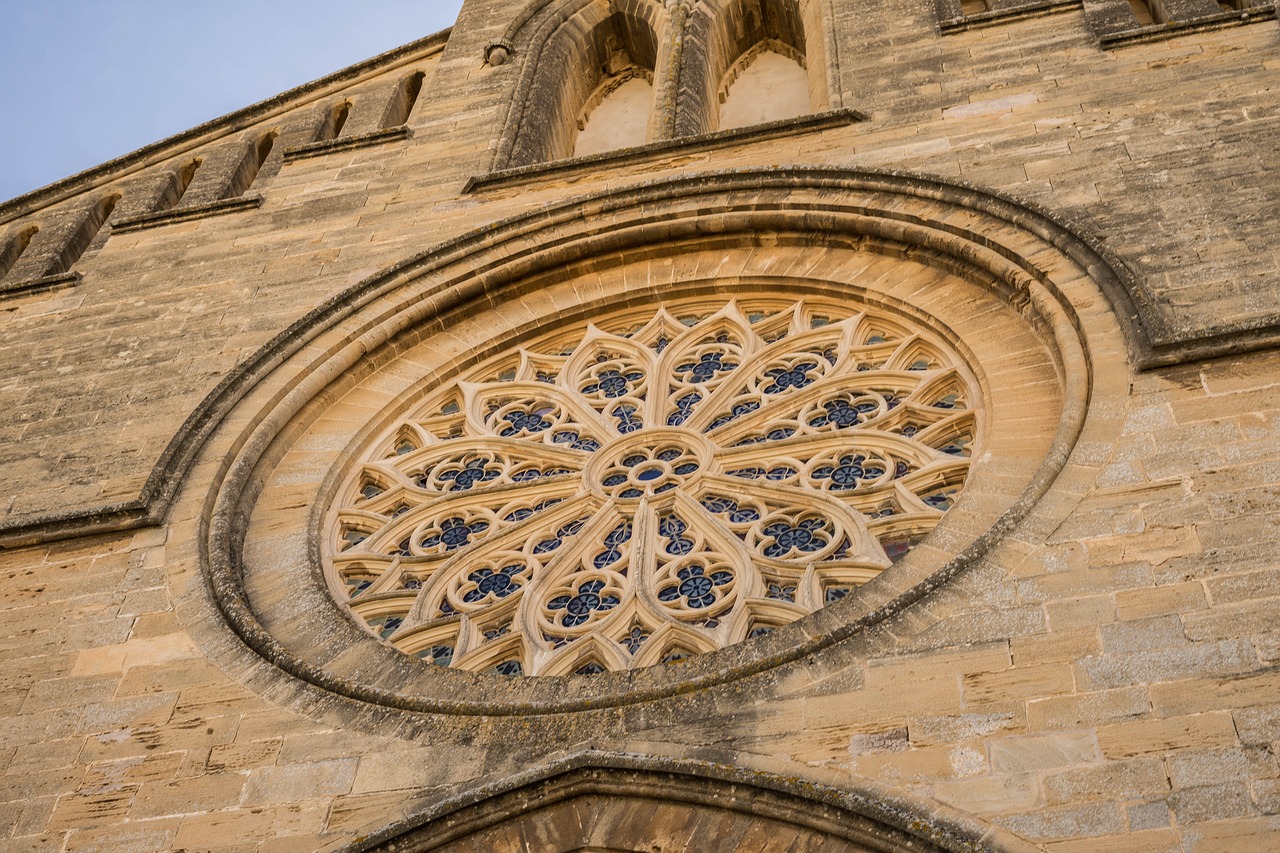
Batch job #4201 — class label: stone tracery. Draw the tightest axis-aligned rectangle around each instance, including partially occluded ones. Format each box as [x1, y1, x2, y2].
[327, 299, 980, 676]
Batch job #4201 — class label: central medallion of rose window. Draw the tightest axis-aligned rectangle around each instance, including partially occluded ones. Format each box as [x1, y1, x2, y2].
[328, 300, 979, 677]
[588, 429, 710, 500]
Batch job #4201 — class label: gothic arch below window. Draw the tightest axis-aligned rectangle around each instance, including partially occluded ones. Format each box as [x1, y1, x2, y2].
[339, 753, 1032, 853]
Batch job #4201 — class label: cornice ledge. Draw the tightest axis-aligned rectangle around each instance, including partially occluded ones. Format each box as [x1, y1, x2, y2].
[939, 0, 1083, 33]
[464, 108, 868, 193]
[0, 498, 156, 552]
[283, 126, 413, 163]
[0, 271, 82, 301]
[1100, 5, 1276, 48]
[111, 195, 264, 234]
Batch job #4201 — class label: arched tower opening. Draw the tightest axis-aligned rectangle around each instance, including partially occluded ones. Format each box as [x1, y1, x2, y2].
[507, 3, 661, 166]
[717, 40, 811, 129]
[681, 0, 829, 136]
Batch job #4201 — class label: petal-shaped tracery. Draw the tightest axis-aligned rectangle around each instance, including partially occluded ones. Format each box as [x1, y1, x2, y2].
[327, 299, 982, 675]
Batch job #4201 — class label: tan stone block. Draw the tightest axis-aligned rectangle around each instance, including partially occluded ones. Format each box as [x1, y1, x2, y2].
[1181, 817, 1280, 853]
[1010, 628, 1101, 665]
[1045, 595, 1116, 630]
[82, 752, 185, 790]
[233, 711, 329, 743]
[327, 790, 424, 833]
[988, 730, 1097, 774]
[171, 682, 268, 723]
[1206, 567, 1280, 606]
[1150, 672, 1280, 717]
[127, 611, 183, 640]
[1115, 582, 1208, 620]
[864, 643, 1011, 688]
[208, 739, 282, 772]
[852, 742, 988, 783]
[6, 834, 69, 853]
[932, 773, 1039, 815]
[1043, 828, 1180, 852]
[350, 745, 486, 795]
[1042, 757, 1170, 806]
[114, 660, 231, 698]
[70, 644, 128, 677]
[1171, 781, 1257, 824]
[1000, 800, 1125, 839]
[243, 758, 357, 805]
[171, 802, 330, 848]
[253, 834, 334, 853]
[1027, 687, 1150, 731]
[963, 664, 1075, 706]
[1098, 712, 1238, 759]
[907, 711, 1022, 747]
[1184, 600, 1280, 643]
[805, 676, 963, 732]
[62, 819, 181, 853]
[47, 785, 140, 832]
[130, 772, 246, 819]
[1168, 746, 1277, 791]
[80, 715, 238, 763]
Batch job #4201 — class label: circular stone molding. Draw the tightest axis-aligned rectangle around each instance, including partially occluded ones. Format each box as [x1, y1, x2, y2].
[195, 168, 1108, 718]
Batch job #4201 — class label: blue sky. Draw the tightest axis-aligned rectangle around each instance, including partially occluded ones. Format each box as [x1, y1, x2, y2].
[0, 1, 465, 203]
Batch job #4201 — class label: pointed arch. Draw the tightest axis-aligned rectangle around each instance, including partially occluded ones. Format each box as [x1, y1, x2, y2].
[718, 41, 811, 129]
[497, 0, 667, 167]
[225, 131, 278, 198]
[680, 0, 831, 136]
[340, 752, 1032, 852]
[573, 72, 655, 157]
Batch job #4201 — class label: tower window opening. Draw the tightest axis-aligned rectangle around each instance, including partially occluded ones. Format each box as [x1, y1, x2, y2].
[573, 71, 654, 158]
[1128, 0, 1160, 24]
[385, 71, 426, 128]
[717, 43, 809, 131]
[163, 157, 202, 211]
[52, 194, 118, 276]
[225, 132, 277, 198]
[329, 101, 352, 140]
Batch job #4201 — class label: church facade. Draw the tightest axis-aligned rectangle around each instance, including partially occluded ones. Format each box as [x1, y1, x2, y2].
[1, 1, 1278, 850]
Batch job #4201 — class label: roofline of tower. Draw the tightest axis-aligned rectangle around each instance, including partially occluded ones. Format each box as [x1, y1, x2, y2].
[0, 27, 452, 222]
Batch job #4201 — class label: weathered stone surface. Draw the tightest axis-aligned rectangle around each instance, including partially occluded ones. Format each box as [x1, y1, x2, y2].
[0, 1, 1277, 851]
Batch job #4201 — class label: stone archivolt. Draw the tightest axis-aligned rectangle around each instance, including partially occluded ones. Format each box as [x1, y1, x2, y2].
[328, 300, 980, 676]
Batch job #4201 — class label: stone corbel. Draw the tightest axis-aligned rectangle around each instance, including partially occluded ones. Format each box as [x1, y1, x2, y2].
[485, 41, 513, 66]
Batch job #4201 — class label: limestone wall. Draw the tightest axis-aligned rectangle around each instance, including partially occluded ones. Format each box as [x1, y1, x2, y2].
[0, 1, 1277, 850]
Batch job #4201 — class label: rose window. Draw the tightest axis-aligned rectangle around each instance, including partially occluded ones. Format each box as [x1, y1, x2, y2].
[327, 300, 980, 676]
